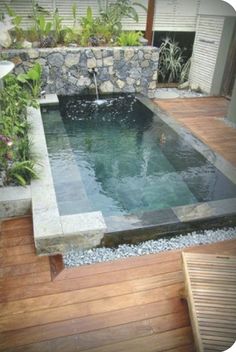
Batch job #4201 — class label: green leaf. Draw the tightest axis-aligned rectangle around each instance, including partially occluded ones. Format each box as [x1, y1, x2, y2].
[14, 174, 27, 186]
[87, 7, 93, 21]
[128, 7, 138, 21]
[17, 74, 27, 83]
[45, 21, 52, 34]
[38, 14, 45, 31]
[14, 15, 22, 26]
[132, 2, 147, 12]
[4, 3, 16, 17]
[27, 63, 42, 81]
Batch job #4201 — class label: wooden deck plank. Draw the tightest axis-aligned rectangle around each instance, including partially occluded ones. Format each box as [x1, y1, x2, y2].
[0, 270, 183, 317]
[0, 298, 186, 349]
[0, 282, 183, 331]
[2, 236, 236, 303]
[154, 97, 236, 166]
[0, 311, 190, 352]
[1, 217, 236, 351]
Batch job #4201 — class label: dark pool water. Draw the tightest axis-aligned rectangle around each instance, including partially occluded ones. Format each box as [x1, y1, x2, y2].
[42, 94, 236, 216]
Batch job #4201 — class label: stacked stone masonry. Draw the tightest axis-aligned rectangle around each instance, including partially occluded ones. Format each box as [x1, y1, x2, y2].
[2, 47, 159, 97]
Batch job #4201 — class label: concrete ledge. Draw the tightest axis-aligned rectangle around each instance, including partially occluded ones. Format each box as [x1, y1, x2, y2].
[30, 95, 107, 255]
[0, 186, 31, 219]
[39, 94, 59, 106]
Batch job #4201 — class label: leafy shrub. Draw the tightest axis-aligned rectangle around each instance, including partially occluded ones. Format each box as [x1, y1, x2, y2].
[180, 57, 191, 83]
[61, 27, 81, 45]
[17, 62, 42, 98]
[0, 66, 41, 186]
[158, 37, 185, 83]
[0, 1, 146, 48]
[98, 0, 146, 35]
[117, 31, 142, 46]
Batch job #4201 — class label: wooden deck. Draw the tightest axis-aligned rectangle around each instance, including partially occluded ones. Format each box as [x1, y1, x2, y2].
[154, 97, 236, 166]
[1, 216, 236, 352]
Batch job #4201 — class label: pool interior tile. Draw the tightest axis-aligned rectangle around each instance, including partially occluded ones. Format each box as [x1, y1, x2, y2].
[138, 208, 180, 226]
[36, 94, 236, 252]
[172, 203, 214, 222]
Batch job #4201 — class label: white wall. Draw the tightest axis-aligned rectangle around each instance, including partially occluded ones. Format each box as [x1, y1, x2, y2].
[199, 0, 236, 16]
[0, 0, 199, 31]
[153, 0, 200, 32]
[189, 15, 225, 93]
[0, 0, 235, 30]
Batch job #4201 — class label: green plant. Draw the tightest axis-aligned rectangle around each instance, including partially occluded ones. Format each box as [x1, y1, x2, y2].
[80, 7, 100, 46]
[17, 62, 42, 99]
[29, 0, 52, 44]
[52, 8, 63, 43]
[80, 6, 117, 46]
[180, 57, 191, 83]
[61, 27, 81, 45]
[4, 4, 24, 42]
[158, 37, 185, 83]
[24, 27, 40, 42]
[117, 31, 142, 46]
[37, 14, 52, 37]
[72, 2, 78, 27]
[0, 71, 40, 187]
[97, 0, 146, 35]
[6, 160, 38, 186]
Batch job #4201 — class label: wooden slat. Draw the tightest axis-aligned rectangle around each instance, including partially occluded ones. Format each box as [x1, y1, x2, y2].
[182, 252, 236, 352]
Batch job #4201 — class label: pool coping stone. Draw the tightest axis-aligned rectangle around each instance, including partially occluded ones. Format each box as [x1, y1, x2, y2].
[30, 94, 108, 255]
[0, 186, 31, 219]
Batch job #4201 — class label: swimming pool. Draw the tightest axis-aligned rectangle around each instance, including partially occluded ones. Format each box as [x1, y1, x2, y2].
[41, 94, 236, 242]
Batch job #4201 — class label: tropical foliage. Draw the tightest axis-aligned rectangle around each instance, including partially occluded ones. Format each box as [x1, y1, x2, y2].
[158, 37, 190, 83]
[0, 0, 146, 48]
[0, 65, 41, 186]
[117, 31, 143, 46]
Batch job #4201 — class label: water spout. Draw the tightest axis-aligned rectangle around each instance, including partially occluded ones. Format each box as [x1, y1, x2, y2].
[93, 70, 99, 101]
[88, 67, 107, 105]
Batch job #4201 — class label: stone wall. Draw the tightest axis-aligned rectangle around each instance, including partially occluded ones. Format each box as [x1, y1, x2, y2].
[2, 47, 159, 97]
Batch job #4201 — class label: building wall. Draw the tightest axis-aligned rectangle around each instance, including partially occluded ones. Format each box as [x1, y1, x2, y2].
[227, 79, 236, 123]
[0, 0, 235, 31]
[189, 15, 225, 93]
[0, 0, 200, 31]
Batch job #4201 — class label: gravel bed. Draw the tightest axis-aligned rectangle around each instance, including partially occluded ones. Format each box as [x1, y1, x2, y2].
[155, 87, 206, 99]
[63, 227, 236, 267]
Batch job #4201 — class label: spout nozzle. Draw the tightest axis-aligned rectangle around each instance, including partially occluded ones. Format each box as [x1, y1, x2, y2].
[40, 90, 46, 98]
[88, 67, 98, 74]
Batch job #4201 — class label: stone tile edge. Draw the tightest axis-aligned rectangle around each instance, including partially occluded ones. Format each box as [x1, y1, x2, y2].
[39, 94, 59, 106]
[28, 104, 63, 252]
[0, 186, 31, 219]
[172, 198, 236, 222]
[30, 97, 107, 255]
